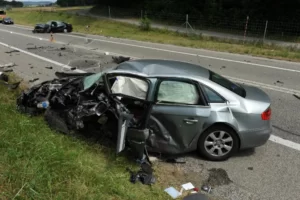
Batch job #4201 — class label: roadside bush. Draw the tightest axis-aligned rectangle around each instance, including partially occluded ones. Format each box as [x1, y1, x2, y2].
[139, 17, 151, 31]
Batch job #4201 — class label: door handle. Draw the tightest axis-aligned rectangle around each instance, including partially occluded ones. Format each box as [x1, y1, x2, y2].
[184, 118, 198, 124]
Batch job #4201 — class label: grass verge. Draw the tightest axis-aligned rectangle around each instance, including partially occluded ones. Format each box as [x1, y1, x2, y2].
[0, 81, 172, 199]
[7, 9, 300, 62]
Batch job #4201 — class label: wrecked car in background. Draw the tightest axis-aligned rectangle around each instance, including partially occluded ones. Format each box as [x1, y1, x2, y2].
[2, 17, 14, 25]
[32, 20, 73, 33]
[17, 59, 272, 161]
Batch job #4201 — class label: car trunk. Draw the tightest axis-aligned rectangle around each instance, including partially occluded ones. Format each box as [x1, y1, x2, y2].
[241, 84, 271, 114]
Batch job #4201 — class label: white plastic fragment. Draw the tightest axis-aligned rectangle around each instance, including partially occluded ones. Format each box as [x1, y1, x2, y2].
[0, 62, 15, 68]
[164, 187, 181, 199]
[182, 182, 195, 191]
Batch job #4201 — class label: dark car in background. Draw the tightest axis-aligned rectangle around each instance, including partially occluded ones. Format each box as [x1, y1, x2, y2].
[32, 20, 73, 33]
[2, 17, 14, 25]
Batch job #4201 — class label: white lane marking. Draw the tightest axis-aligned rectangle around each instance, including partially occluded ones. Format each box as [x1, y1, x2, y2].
[1, 33, 300, 152]
[7, 25, 300, 73]
[269, 135, 300, 151]
[0, 41, 85, 73]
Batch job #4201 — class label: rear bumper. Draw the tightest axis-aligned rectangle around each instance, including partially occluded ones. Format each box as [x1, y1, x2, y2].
[239, 127, 272, 149]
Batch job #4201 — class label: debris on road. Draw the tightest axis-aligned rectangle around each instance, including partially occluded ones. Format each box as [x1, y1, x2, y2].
[220, 66, 226, 69]
[70, 67, 77, 70]
[275, 80, 284, 85]
[293, 94, 300, 100]
[0, 72, 9, 82]
[26, 46, 43, 50]
[248, 167, 254, 170]
[164, 182, 205, 199]
[112, 56, 130, 64]
[182, 182, 195, 191]
[5, 50, 20, 54]
[3, 69, 13, 73]
[0, 81, 21, 90]
[60, 47, 66, 50]
[29, 78, 39, 83]
[127, 162, 156, 185]
[0, 62, 16, 68]
[45, 66, 53, 70]
[164, 187, 181, 199]
[0, 72, 21, 90]
[201, 185, 212, 194]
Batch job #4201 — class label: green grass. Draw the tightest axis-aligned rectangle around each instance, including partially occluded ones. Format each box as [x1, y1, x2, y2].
[0, 83, 174, 199]
[7, 10, 300, 62]
[12, 6, 93, 12]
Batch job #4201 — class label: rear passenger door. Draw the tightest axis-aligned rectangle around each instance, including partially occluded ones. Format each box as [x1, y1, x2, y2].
[151, 78, 211, 151]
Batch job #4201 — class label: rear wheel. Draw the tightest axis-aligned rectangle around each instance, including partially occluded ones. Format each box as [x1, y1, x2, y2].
[197, 125, 239, 161]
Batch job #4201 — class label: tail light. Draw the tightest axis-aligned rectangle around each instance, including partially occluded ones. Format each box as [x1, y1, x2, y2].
[261, 107, 271, 120]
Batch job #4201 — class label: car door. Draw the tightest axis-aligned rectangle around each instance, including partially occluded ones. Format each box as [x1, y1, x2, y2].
[51, 21, 58, 32]
[103, 72, 153, 154]
[150, 78, 211, 152]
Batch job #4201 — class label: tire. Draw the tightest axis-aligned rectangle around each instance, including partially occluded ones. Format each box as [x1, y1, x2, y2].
[197, 125, 239, 161]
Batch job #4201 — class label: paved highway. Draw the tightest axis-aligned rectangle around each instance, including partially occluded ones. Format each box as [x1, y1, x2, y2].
[0, 24, 299, 200]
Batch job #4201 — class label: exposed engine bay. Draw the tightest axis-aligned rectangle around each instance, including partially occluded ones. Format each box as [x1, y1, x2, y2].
[17, 71, 153, 162]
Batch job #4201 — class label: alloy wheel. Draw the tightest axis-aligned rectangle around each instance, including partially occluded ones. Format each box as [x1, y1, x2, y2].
[204, 130, 233, 157]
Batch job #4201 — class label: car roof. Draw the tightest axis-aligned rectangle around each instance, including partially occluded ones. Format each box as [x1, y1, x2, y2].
[116, 59, 210, 79]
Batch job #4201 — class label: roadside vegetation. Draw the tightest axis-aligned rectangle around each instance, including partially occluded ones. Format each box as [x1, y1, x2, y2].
[7, 9, 300, 62]
[0, 82, 173, 199]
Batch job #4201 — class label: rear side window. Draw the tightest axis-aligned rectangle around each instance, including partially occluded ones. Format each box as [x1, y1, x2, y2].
[209, 71, 246, 98]
[203, 86, 225, 103]
[157, 80, 202, 105]
[57, 21, 64, 26]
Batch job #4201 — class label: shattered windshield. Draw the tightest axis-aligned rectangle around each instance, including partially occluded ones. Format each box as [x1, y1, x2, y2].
[209, 71, 246, 98]
[83, 72, 104, 90]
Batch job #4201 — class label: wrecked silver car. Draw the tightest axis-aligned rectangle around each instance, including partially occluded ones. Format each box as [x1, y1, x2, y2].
[17, 59, 272, 161]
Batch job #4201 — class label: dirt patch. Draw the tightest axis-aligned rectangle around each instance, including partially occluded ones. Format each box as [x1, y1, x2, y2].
[154, 162, 205, 189]
[204, 168, 232, 187]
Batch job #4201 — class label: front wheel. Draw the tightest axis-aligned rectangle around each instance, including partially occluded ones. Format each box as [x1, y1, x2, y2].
[197, 125, 239, 161]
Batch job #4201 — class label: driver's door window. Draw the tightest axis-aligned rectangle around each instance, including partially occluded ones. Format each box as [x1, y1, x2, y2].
[51, 21, 57, 27]
[108, 75, 149, 100]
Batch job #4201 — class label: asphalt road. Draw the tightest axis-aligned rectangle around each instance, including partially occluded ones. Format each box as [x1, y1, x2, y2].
[0, 24, 300, 200]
